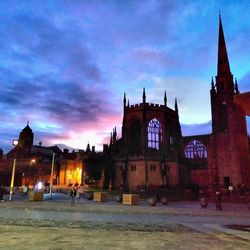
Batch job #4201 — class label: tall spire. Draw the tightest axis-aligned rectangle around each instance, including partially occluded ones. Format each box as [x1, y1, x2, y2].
[174, 98, 178, 112]
[123, 92, 126, 109]
[211, 76, 216, 95]
[114, 127, 117, 140]
[112, 127, 117, 144]
[211, 76, 215, 89]
[110, 132, 113, 146]
[217, 14, 231, 76]
[86, 142, 90, 152]
[142, 88, 146, 103]
[235, 77, 239, 94]
[164, 90, 167, 106]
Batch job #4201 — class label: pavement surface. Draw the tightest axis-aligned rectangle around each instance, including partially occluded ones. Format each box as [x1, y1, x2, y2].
[1, 193, 250, 230]
[0, 192, 250, 249]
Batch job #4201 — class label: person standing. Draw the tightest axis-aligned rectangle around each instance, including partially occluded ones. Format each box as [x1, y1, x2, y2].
[0, 186, 4, 201]
[228, 183, 233, 197]
[76, 187, 80, 199]
[215, 191, 222, 210]
[70, 187, 77, 206]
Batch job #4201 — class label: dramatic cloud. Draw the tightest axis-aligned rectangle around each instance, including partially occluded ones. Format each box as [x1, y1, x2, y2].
[0, 0, 250, 152]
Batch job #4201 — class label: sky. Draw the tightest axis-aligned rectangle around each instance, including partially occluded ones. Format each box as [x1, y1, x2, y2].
[0, 0, 250, 153]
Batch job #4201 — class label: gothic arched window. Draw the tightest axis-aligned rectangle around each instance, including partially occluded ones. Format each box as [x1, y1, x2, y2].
[184, 140, 207, 159]
[148, 118, 162, 150]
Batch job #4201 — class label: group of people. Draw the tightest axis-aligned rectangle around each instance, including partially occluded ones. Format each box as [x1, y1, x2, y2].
[69, 186, 82, 206]
[204, 183, 250, 211]
[200, 190, 222, 210]
[238, 184, 249, 197]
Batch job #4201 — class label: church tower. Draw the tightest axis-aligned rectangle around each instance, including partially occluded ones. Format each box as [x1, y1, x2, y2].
[112, 89, 182, 191]
[18, 121, 34, 155]
[210, 15, 250, 189]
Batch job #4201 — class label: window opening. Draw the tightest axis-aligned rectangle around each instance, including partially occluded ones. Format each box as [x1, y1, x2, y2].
[150, 165, 157, 172]
[170, 136, 173, 145]
[148, 118, 162, 150]
[184, 140, 207, 159]
[130, 165, 136, 171]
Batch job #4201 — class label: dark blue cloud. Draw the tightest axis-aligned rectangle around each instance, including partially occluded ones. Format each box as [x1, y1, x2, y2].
[0, 0, 250, 152]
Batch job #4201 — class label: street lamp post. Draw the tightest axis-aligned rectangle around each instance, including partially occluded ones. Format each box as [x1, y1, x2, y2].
[9, 139, 19, 201]
[29, 158, 36, 186]
[9, 159, 16, 201]
[49, 152, 55, 199]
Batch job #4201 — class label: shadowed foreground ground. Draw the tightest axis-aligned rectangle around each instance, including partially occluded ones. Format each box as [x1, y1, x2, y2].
[0, 223, 249, 250]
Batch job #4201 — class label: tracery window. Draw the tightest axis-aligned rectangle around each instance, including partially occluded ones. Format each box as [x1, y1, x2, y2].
[184, 140, 207, 159]
[148, 118, 162, 150]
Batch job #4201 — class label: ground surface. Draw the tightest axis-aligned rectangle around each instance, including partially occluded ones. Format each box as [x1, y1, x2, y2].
[0, 193, 250, 249]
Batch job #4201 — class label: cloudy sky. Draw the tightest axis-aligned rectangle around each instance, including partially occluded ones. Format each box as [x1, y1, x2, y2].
[0, 0, 250, 153]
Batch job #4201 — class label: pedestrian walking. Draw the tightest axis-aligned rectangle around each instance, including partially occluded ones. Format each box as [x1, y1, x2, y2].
[0, 186, 4, 201]
[22, 185, 28, 196]
[70, 187, 77, 206]
[228, 183, 233, 197]
[215, 191, 222, 210]
[76, 187, 80, 199]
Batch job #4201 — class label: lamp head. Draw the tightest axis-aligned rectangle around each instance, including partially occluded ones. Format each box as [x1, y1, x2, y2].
[12, 140, 19, 146]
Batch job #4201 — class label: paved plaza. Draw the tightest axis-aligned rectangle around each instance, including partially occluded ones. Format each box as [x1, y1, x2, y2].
[0, 193, 250, 249]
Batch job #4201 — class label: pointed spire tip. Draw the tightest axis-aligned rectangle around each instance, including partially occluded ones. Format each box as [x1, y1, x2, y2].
[217, 13, 231, 76]
[142, 87, 146, 102]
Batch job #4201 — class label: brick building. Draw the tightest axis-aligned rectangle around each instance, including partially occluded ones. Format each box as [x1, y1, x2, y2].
[0, 122, 62, 187]
[108, 16, 250, 193]
[0, 122, 104, 188]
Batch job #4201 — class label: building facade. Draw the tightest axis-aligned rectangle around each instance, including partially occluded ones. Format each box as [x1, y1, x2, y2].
[0, 124, 104, 188]
[110, 91, 184, 191]
[108, 16, 250, 193]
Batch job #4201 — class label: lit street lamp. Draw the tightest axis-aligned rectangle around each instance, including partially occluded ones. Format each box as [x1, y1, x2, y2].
[9, 139, 19, 201]
[12, 139, 18, 147]
[21, 158, 36, 186]
[49, 152, 55, 198]
[30, 158, 36, 166]
[28, 158, 36, 186]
